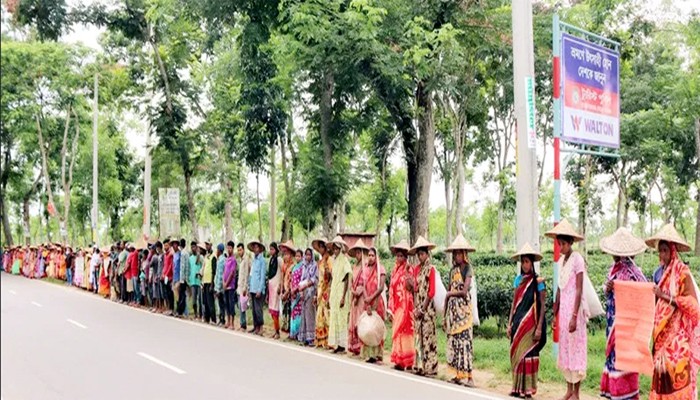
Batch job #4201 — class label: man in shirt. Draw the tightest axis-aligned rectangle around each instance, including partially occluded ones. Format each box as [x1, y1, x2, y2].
[201, 242, 216, 324]
[171, 240, 181, 315]
[236, 242, 252, 331]
[189, 242, 203, 320]
[65, 247, 74, 286]
[177, 238, 190, 317]
[118, 243, 129, 303]
[248, 240, 267, 335]
[214, 243, 227, 327]
[125, 243, 139, 304]
[162, 240, 174, 315]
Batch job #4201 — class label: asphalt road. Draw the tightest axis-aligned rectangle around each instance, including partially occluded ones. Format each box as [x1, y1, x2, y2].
[1, 273, 507, 400]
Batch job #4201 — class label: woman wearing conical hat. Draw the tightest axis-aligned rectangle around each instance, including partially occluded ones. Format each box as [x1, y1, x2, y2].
[313, 237, 332, 348]
[409, 235, 439, 377]
[645, 224, 699, 400]
[328, 236, 352, 353]
[388, 239, 415, 370]
[444, 234, 477, 387]
[347, 238, 370, 355]
[508, 243, 547, 398]
[279, 240, 297, 335]
[598, 228, 647, 400]
[545, 219, 588, 400]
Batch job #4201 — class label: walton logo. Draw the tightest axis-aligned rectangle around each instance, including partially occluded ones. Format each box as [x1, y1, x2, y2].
[571, 115, 582, 131]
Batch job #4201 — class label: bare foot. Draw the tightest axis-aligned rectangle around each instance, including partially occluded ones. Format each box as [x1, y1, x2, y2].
[462, 379, 475, 388]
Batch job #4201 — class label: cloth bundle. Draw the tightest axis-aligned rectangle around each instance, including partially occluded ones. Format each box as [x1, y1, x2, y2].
[357, 311, 386, 347]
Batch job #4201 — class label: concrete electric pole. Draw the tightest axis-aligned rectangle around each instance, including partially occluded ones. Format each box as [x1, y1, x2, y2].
[143, 131, 152, 242]
[512, 0, 540, 257]
[92, 73, 99, 246]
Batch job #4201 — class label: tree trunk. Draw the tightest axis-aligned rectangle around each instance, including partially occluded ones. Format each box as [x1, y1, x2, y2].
[616, 185, 624, 229]
[60, 110, 80, 242]
[184, 172, 198, 241]
[1, 195, 12, 246]
[496, 185, 505, 254]
[23, 175, 41, 245]
[36, 113, 65, 240]
[256, 174, 263, 242]
[406, 81, 436, 244]
[224, 177, 233, 242]
[319, 71, 335, 239]
[444, 173, 452, 263]
[280, 118, 292, 242]
[454, 148, 465, 236]
[338, 200, 347, 234]
[236, 167, 246, 240]
[269, 141, 277, 242]
[0, 127, 12, 246]
[695, 118, 700, 256]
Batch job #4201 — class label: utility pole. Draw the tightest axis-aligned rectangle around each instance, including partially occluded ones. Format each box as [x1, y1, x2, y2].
[143, 130, 152, 242]
[92, 73, 99, 246]
[512, 0, 540, 259]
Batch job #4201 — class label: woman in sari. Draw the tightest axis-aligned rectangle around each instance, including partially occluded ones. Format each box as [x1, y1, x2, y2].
[98, 248, 111, 298]
[289, 249, 304, 340]
[645, 224, 700, 400]
[508, 243, 547, 398]
[12, 247, 23, 275]
[348, 239, 369, 356]
[329, 236, 351, 353]
[313, 238, 332, 348]
[74, 249, 85, 287]
[22, 247, 34, 277]
[279, 241, 296, 334]
[388, 240, 415, 370]
[410, 236, 438, 377]
[546, 219, 588, 400]
[35, 247, 45, 279]
[599, 228, 647, 400]
[445, 234, 477, 387]
[299, 248, 318, 346]
[267, 242, 283, 339]
[360, 247, 386, 363]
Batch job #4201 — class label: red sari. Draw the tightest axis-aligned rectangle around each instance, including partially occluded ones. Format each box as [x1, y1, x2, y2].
[388, 260, 415, 369]
[650, 244, 700, 400]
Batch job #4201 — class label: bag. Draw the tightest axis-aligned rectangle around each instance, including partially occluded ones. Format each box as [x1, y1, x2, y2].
[582, 273, 604, 318]
[357, 311, 386, 347]
[239, 294, 249, 312]
[471, 276, 480, 327]
[433, 267, 447, 315]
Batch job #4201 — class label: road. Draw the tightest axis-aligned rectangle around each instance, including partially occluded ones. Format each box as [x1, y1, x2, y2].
[1, 273, 507, 400]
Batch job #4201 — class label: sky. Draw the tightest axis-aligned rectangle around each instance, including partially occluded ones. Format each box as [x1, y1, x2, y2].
[32, 0, 700, 229]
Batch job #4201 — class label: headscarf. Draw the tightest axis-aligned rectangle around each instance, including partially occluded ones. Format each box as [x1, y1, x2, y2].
[653, 242, 700, 369]
[300, 248, 318, 291]
[267, 242, 279, 281]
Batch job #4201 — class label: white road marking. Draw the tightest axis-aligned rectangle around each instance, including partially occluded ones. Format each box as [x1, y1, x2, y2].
[66, 319, 87, 329]
[137, 352, 186, 375]
[39, 279, 504, 399]
[9, 290, 16, 295]
[30, 301, 42, 307]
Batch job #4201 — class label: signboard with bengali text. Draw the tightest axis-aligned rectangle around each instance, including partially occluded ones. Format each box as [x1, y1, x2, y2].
[158, 188, 181, 239]
[561, 33, 620, 148]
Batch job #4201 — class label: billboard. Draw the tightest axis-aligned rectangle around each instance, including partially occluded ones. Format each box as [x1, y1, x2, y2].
[158, 188, 181, 239]
[561, 33, 620, 148]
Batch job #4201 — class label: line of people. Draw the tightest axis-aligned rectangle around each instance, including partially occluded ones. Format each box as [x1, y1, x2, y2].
[2, 221, 698, 399]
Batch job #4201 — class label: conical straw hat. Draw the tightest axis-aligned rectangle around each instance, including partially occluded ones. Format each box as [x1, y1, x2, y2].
[544, 219, 584, 242]
[279, 240, 296, 254]
[599, 227, 647, 257]
[446, 234, 476, 252]
[330, 235, 348, 252]
[311, 237, 329, 254]
[348, 238, 370, 258]
[511, 242, 543, 262]
[645, 223, 691, 253]
[246, 239, 264, 253]
[408, 235, 436, 256]
[390, 239, 411, 255]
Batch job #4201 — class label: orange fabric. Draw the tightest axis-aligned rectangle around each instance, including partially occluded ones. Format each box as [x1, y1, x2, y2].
[389, 260, 415, 368]
[650, 244, 700, 399]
